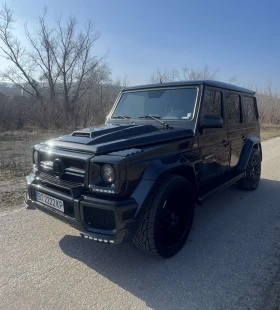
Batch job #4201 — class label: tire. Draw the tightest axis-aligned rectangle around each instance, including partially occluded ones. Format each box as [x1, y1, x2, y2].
[133, 175, 195, 258]
[239, 148, 261, 191]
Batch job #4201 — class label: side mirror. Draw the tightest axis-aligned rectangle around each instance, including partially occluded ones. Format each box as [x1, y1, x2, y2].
[200, 115, 224, 129]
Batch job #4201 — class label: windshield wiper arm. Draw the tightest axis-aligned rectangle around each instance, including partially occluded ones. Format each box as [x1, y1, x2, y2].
[138, 115, 173, 129]
[112, 115, 135, 125]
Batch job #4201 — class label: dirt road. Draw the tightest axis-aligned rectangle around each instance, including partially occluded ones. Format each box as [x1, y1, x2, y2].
[0, 138, 280, 310]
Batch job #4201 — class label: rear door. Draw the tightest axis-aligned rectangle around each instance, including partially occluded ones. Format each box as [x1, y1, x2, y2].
[198, 87, 230, 184]
[226, 91, 245, 169]
[242, 95, 260, 139]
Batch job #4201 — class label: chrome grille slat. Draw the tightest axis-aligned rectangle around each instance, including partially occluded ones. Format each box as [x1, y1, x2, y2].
[39, 172, 84, 186]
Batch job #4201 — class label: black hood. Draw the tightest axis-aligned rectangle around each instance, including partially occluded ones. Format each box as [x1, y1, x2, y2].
[45, 124, 194, 154]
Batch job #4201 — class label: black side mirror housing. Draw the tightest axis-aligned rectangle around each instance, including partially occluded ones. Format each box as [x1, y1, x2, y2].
[200, 115, 224, 129]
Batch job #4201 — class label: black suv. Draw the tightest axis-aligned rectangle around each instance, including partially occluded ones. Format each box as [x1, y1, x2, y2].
[25, 80, 262, 258]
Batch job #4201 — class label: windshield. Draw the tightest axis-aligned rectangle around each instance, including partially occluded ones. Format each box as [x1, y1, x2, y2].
[111, 87, 198, 121]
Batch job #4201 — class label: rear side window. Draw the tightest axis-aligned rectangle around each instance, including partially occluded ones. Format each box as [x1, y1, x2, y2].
[227, 93, 241, 124]
[243, 96, 257, 122]
[202, 90, 222, 117]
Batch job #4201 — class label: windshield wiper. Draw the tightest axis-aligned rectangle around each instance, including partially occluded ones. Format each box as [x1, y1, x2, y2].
[138, 115, 173, 129]
[111, 115, 135, 125]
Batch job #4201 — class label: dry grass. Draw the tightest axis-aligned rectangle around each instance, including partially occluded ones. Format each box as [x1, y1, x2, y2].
[261, 124, 280, 141]
[0, 128, 65, 210]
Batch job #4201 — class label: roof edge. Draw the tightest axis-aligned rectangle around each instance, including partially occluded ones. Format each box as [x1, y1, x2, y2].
[122, 80, 255, 95]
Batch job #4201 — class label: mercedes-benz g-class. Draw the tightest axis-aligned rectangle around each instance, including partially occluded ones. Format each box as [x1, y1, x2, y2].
[25, 80, 262, 258]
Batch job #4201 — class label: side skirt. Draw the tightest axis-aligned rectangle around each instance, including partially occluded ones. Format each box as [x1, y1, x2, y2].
[198, 172, 245, 202]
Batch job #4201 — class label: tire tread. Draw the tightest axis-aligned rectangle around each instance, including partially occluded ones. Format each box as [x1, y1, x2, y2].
[133, 175, 190, 256]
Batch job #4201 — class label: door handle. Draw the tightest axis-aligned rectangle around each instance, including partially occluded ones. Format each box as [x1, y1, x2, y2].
[222, 140, 229, 147]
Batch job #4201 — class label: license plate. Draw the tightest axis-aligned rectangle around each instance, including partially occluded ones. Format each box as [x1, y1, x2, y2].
[35, 191, 64, 213]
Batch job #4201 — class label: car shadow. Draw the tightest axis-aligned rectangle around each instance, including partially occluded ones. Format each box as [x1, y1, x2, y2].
[59, 178, 280, 310]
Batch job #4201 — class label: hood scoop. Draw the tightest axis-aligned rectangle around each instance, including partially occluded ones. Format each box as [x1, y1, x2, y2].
[72, 131, 91, 138]
[71, 124, 137, 139]
[59, 124, 159, 145]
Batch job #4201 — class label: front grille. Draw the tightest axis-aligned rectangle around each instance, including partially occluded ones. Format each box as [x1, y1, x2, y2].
[64, 158, 85, 170]
[83, 206, 115, 230]
[39, 154, 86, 185]
[39, 179, 72, 196]
[40, 170, 84, 185]
[62, 173, 84, 184]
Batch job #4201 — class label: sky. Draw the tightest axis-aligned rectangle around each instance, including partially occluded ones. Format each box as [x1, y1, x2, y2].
[1, 0, 280, 92]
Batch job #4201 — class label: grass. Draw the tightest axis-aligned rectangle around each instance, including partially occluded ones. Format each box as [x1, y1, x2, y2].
[0, 128, 65, 210]
[261, 124, 280, 141]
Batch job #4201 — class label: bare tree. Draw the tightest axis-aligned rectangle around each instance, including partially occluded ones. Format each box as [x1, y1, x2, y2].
[0, 4, 111, 128]
[149, 68, 180, 84]
[256, 82, 280, 124]
[149, 65, 236, 84]
[0, 4, 41, 98]
[181, 65, 219, 80]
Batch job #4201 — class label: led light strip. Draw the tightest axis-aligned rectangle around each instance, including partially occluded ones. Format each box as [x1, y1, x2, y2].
[81, 234, 114, 244]
[90, 187, 115, 194]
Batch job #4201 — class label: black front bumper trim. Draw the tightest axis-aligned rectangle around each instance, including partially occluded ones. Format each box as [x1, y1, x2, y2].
[25, 195, 138, 244]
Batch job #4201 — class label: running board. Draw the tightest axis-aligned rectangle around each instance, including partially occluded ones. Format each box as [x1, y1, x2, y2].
[199, 173, 245, 202]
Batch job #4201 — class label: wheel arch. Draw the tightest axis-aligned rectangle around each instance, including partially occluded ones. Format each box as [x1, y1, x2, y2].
[253, 143, 262, 161]
[237, 137, 262, 172]
[131, 161, 198, 219]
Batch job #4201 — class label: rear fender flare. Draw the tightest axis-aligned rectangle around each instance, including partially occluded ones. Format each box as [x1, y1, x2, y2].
[237, 137, 262, 173]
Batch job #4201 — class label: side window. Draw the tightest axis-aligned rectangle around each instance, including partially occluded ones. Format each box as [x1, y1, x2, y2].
[202, 89, 222, 117]
[227, 93, 241, 124]
[243, 96, 257, 122]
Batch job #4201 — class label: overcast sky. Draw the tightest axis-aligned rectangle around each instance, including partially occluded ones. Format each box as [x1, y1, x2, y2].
[1, 0, 280, 92]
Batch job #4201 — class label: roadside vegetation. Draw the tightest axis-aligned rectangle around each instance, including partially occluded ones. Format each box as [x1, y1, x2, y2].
[0, 130, 61, 210]
[261, 124, 280, 141]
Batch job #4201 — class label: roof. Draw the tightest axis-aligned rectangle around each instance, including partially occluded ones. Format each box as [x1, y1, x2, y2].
[122, 80, 255, 95]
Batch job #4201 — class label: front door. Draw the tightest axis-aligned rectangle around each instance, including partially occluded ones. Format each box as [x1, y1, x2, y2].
[198, 88, 230, 185]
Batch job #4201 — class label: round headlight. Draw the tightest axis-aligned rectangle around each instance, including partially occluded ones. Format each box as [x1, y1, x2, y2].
[33, 151, 39, 165]
[101, 164, 115, 183]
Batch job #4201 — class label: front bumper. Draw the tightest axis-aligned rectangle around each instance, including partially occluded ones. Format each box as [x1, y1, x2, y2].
[25, 175, 139, 244]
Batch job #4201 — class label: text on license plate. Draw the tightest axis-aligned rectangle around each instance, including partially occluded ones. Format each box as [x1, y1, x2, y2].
[35, 191, 64, 212]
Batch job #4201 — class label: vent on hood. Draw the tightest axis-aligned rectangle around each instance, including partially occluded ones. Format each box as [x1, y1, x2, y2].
[72, 131, 91, 138]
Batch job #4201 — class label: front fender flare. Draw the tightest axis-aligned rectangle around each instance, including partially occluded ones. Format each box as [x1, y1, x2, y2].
[130, 155, 197, 218]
